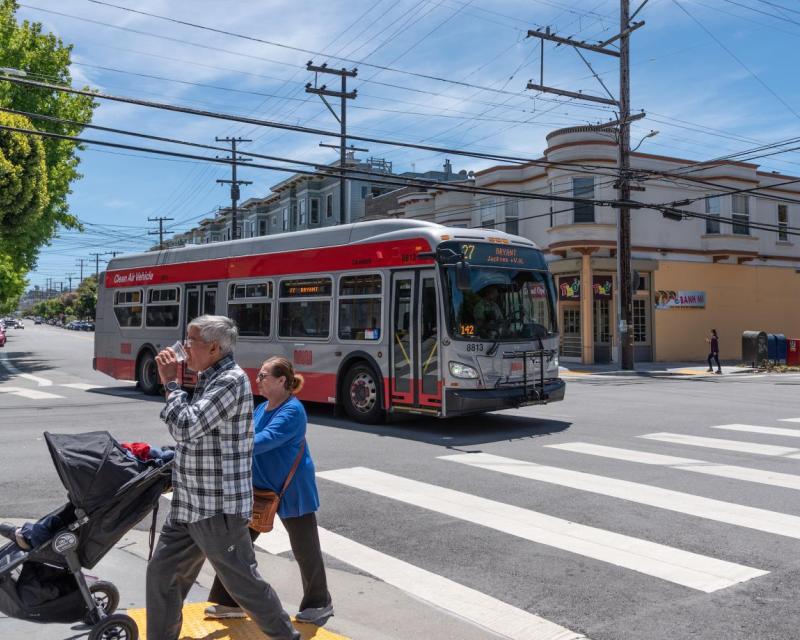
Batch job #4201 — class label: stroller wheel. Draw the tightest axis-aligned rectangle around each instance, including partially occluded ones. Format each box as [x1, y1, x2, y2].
[88, 612, 138, 640]
[84, 580, 120, 624]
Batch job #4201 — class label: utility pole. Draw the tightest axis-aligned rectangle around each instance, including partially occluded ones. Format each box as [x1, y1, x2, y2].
[216, 137, 252, 240]
[75, 258, 86, 283]
[66, 272, 76, 292]
[305, 62, 357, 225]
[90, 252, 105, 280]
[148, 216, 174, 249]
[527, 1, 645, 370]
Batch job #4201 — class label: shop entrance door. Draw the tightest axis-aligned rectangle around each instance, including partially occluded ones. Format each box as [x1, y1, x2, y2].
[560, 304, 582, 359]
[593, 299, 611, 363]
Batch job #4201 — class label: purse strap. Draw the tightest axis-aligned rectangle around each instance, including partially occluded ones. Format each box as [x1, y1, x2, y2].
[278, 440, 306, 499]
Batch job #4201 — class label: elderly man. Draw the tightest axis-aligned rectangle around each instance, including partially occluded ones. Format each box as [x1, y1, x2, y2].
[146, 315, 299, 640]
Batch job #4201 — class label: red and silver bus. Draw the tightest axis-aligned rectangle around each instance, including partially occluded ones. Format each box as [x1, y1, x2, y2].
[94, 219, 564, 423]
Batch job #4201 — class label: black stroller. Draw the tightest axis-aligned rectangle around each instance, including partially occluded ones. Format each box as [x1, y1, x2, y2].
[0, 431, 172, 639]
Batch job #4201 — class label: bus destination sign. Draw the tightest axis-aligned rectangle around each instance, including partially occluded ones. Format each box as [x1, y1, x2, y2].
[438, 241, 547, 270]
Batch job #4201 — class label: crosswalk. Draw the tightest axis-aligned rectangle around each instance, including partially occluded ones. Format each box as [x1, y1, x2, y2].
[294, 416, 800, 638]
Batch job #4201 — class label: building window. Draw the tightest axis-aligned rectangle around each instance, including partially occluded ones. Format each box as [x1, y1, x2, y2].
[778, 204, 788, 241]
[480, 198, 496, 229]
[282, 208, 288, 231]
[705, 196, 721, 234]
[298, 199, 306, 226]
[228, 282, 272, 337]
[310, 197, 320, 225]
[113, 289, 143, 327]
[732, 194, 750, 235]
[504, 199, 519, 235]
[146, 287, 180, 327]
[278, 277, 332, 339]
[633, 299, 648, 343]
[259, 219, 267, 236]
[338, 274, 382, 341]
[361, 186, 368, 199]
[572, 177, 595, 223]
[326, 193, 333, 218]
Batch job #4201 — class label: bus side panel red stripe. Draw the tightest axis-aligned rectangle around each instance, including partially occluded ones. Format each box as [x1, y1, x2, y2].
[244, 369, 338, 406]
[96, 357, 136, 381]
[105, 238, 433, 288]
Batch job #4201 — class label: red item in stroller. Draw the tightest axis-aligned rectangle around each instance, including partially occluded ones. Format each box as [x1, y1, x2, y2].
[0, 431, 172, 639]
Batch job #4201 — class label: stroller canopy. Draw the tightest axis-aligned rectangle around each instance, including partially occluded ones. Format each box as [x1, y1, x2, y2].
[44, 431, 150, 514]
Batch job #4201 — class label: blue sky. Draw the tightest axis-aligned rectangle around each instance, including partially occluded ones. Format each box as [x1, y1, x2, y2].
[15, 0, 800, 291]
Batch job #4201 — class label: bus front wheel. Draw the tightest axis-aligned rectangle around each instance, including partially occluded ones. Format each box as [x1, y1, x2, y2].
[342, 363, 382, 424]
[136, 350, 160, 395]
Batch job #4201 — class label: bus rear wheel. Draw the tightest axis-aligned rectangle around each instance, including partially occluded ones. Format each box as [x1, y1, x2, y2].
[136, 350, 160, 395]
[342, 363, 382, 424]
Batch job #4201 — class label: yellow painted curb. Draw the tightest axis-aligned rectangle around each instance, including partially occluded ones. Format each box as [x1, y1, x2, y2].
[672, 368, 707, 376]
[561, 370, 592, 376]
[127, 601, 350, 639]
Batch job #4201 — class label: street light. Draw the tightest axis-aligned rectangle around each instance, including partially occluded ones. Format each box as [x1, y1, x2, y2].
[632, 129, 659, 152]
[0, 67, 27, 77]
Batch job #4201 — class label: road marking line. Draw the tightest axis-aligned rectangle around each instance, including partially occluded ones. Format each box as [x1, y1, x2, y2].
[712, 424, 800, 438]
[0, 386, 64, 399]
[640, 432, 800, 458]
[315, 523, 587, 640]
[160, 495, 580, 638]
[0, 353, 52, 386]
[546, 442, 800, 491]
[318, 467, 766, 593]
[59, 383, 107, 391]
[780, 418, 800, 423]
[443, 452, 800, 541]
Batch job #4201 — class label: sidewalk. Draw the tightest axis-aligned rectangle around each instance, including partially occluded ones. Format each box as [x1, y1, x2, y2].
[559, 361, 756, 378]
[0, 515, 498, 640]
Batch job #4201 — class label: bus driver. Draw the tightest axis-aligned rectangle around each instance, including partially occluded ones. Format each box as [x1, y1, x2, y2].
[473, 285, 504, 338]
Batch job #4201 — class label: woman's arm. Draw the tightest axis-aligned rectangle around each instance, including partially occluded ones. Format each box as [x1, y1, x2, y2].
[253, 401, 305, 455]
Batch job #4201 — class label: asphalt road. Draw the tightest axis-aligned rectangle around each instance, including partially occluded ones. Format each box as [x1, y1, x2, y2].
[2, 324, 800, 640]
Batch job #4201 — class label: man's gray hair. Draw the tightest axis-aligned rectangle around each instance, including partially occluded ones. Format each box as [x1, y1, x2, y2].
[188, 315, 238, 355]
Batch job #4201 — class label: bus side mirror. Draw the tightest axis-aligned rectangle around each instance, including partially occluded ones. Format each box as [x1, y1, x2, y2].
[456, 261, 471, 291]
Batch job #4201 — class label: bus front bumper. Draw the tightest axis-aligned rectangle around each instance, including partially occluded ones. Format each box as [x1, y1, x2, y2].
[444, 378, 565, 416]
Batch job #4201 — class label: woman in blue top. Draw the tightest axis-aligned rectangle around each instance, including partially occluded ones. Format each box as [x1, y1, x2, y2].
[205, 356, 333, 624]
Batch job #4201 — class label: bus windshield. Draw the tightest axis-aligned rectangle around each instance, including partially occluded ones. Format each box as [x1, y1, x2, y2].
[443, 266, 557, 341]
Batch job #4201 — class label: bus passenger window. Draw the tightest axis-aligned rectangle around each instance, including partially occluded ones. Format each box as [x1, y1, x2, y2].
[338, 274, 382, 341]
[146, 287, 180, 327]
[113, 289, 143, 328]
[228, 282, 272, 337]
[278, 277, 332, 339]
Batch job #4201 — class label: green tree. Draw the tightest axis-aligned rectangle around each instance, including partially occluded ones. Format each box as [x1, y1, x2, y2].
[0, 252, 26, 314]
[0, 0, 96, 306]
[74, 274, 97, 319]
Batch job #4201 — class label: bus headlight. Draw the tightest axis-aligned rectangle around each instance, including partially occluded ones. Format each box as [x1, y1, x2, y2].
[449, 361, 479, 379]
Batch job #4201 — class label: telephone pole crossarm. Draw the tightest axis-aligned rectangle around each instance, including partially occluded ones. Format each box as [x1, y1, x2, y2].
[527, 29, 621, 57]
[526, 83, 619, 106]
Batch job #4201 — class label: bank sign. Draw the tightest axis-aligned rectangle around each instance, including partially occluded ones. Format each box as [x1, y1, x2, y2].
[655, 290, 706, 309]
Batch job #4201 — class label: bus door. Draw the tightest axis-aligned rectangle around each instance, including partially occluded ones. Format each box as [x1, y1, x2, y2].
[390, 269, 442, 413]
[182, 283, 218, 384]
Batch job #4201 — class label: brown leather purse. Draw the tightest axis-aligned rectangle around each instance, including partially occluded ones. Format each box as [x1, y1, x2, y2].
[249, 440, 306, 533]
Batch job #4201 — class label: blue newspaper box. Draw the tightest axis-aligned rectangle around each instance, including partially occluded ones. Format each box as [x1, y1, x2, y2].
[775, 333, 787, 364]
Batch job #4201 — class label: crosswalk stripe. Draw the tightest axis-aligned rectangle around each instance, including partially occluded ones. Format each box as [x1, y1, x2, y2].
[780, 418, 800, 423]
[59, 383, 106, 391]
[0, 353, 52, 386]
[318, 467, 766, 593]
[712, 424, 800, 438]
[546, 442, 800, 491]
[0, 386, 64, 399]
[442, 452, 800, 541]
[161, 495, 582, 638]
[316, 525, 586, 640]
[640, 432, 800, 458]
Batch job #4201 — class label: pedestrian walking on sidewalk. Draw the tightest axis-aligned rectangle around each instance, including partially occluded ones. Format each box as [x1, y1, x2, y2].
[206, 356, 334, 626]
[707, 329, 722, 374]
[147, 316, 300, 640]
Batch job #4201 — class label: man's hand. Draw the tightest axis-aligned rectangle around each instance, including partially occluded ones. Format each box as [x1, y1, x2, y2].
[156, 348, 179, 384]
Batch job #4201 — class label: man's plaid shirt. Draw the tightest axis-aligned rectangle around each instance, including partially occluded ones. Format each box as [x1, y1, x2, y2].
[160, 355, 254, 523]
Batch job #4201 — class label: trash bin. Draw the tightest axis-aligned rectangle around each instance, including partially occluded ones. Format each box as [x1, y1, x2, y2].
[774, 333, 787, 364]
[789, 338, 800, 366]
[767, 334, 778, 363]
[742, 330, 768, 367]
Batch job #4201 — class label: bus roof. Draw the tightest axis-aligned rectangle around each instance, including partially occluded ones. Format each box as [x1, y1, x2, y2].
[106, 219, 539, 272]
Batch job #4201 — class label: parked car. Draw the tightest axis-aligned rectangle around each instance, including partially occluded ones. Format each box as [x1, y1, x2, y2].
[0, 327, 5, 347]
[14, 320, 24, 329]
[34, 318, 42, 325]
